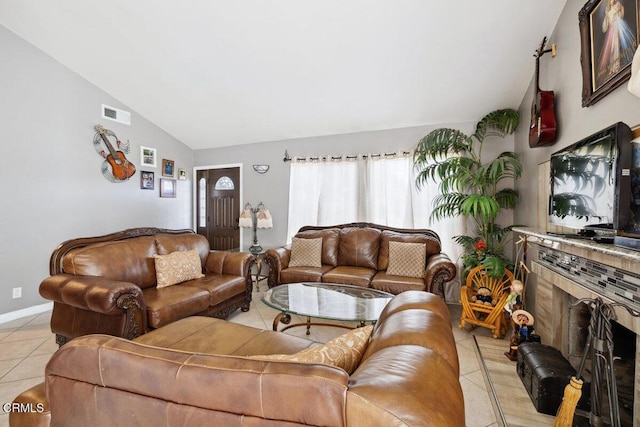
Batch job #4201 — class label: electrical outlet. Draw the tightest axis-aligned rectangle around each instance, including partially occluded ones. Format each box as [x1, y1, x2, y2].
[12, 287, 22, 299]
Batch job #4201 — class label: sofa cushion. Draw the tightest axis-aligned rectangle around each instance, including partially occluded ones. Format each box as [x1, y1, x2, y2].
[337, 227, 381, 269]
[143, 286, 210, 329]
[322, 266, 376, 287]
[371, 272, 426, 294]
[62, 236, 158, 289]
[377, 230, 441, 271]
[154, 249, 205, 288]
[251, 325, 373, 374]
[135, 316, 314, 355]
[155, 233, 210, 266]
[280, 265, 334, 284]
[294, 228, 340, 266]
[386, 241, 426, 278]
[180, 274, 247, 305]
[288, 237, 322, 268]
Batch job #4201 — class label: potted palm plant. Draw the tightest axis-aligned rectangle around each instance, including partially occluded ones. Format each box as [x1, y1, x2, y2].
[414, 109, 521, 278]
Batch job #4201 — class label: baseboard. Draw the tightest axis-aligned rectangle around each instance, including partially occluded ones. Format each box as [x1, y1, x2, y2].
[0, 302, 53, 324]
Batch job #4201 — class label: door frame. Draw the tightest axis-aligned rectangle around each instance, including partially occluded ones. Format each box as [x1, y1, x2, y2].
[193, 163, 246, 251]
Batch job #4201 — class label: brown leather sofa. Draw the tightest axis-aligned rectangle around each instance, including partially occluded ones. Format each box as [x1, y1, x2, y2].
[264, 223, 457, 297]
[39, 227, 253, 346]
[11, 291, 464, 427]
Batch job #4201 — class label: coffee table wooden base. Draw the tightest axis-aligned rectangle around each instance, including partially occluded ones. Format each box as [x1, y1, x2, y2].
[272, 312, 361, 335]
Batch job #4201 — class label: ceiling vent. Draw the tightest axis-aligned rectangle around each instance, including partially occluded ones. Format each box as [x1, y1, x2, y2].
[101, 104, 131, 125]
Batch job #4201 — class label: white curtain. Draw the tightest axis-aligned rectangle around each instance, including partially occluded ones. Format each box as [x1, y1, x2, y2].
[287, 153, 465, 291]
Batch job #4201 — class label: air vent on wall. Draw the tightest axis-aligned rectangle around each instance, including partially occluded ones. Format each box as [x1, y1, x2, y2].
[101, 104, 131, 125]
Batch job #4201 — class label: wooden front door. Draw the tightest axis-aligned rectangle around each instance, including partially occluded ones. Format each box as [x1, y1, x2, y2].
[196, 167, 240, 250]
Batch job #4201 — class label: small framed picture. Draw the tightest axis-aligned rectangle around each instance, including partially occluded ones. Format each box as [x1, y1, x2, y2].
[162, 159, 175, 177]
[140, 171, 155, 190]
[160, 178, 176, 198]
[178, 168, 187, 180]
[140, 146, 157, 168]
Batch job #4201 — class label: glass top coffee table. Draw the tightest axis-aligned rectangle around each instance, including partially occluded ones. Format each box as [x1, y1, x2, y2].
[262, 283, 394, 334]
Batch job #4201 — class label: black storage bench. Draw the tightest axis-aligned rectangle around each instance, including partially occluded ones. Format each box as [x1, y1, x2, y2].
[516, 342, 588, 416]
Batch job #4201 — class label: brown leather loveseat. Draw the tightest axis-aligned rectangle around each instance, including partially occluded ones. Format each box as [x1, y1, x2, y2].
[264, 222, 457, 297]
[39, 227, 253, 345]
[11, 291, 464, 426]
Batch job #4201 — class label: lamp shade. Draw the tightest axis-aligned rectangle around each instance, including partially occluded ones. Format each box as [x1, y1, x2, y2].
[257, 209, 273, 229]
[239, 209, 253, 228]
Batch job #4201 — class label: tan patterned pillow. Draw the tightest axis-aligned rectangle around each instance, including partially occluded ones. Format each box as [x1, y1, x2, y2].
[154, 249, 205, 288]
[386, 241, 426, 278]
[250, 325, 373, 374]
[288, 237, 322, 268]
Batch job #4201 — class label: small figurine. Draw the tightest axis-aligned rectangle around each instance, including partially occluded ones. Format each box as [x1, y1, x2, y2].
[504, 309, 535, 361]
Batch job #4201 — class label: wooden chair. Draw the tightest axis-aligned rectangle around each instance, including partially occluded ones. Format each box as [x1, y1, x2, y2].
[459, 264, 514, 338]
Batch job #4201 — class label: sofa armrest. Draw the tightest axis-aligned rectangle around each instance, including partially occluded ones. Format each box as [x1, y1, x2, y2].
[424, 253, 457, 299]
[9, 382, 50, 427]
[263, 246, 291, 288]
[40, 274, 146, 315]
[205, 250, 253, 277]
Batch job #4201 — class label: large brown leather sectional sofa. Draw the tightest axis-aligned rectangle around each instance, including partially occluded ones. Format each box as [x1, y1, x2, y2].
[264, 222, 457, 297]
[11, 291, 465, 426]
[39, 228, 253, 345]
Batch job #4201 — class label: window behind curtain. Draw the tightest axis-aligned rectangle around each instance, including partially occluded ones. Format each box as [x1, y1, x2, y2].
[286, 154, 465, 268]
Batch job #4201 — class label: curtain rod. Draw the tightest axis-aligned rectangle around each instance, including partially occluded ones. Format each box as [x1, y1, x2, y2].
[283, 150, 412, 163]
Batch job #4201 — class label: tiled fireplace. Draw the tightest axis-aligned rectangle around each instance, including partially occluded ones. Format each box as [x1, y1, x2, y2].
[516, 228, 640, 426]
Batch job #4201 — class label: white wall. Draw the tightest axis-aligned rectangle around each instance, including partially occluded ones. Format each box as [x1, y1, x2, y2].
[0, 25, 194, 314]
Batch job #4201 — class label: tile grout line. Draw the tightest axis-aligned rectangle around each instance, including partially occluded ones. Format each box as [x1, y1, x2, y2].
[473, 335, 507, 427]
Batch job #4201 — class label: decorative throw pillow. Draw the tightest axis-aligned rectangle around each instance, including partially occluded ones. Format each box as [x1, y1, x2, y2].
[386, 241, 426, 278]
[288, 237, 323, 268]
[250, 325, 373, 374]
[154, 249, 204, 288]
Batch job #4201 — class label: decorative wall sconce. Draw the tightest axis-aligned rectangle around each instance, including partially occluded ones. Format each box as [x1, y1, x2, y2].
[239, 202, 273, 254]
[252, 165, 270, 174]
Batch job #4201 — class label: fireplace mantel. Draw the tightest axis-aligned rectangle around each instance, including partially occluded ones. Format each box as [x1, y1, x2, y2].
[515, 227, 640, 424]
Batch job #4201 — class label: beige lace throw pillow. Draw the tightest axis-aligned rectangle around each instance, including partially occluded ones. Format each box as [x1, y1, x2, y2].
[288, 237, 323, 268]
[154, 249, 205, 288]
[386, 241, 426, 278]
[250, 325, 373, 374]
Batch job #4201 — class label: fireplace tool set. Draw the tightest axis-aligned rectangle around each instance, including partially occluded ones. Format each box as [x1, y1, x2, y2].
[555, 297, 640, 427]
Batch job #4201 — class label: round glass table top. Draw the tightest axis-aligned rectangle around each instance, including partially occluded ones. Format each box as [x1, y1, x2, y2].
[262, 283, 393, 322]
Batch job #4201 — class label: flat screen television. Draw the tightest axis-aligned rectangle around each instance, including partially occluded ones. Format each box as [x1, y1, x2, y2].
[548, 122, 632, 233]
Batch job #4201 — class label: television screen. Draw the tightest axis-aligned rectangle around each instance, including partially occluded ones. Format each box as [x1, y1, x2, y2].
[549, 122, 632, 231]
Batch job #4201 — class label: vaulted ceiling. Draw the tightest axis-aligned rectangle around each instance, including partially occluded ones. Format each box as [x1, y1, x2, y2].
[0, 1, 567, 149]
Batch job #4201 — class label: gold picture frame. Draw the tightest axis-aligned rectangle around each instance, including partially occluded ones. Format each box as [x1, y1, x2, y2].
[579, 0, 639, 107]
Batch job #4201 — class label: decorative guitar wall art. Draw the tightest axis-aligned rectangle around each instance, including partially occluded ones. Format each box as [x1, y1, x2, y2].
[93, 125, 136, 182]
[529, 37, 558, 148]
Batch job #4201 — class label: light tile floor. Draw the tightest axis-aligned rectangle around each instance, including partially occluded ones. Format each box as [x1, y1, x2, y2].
[0, 286, 555, 427]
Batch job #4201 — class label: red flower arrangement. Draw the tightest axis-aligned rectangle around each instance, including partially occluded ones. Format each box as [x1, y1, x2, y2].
[474, 239, 487, 252]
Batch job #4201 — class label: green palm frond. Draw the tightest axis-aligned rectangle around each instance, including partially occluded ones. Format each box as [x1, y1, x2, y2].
[474, 109, 520, 141]
[484, 152, 522, 182]
[494, 188, 519, 209]
[459, 194, 500, 222]
[414, 128, 472, 162]
[430, 192, 467, 222]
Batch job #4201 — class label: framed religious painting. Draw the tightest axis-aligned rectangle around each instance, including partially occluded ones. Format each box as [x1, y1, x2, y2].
[579, 0, 639, 107]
